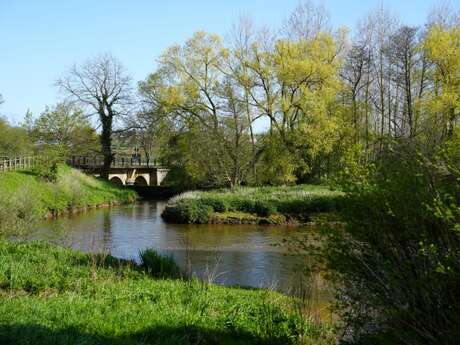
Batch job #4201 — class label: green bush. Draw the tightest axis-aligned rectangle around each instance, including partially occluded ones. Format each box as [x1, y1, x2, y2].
[316, 144, 460, 344]
[139, 248, 181, 278]
[277, 196, 341, 215]
[162, 199, 213, 224]
[201, 197, 229, 212]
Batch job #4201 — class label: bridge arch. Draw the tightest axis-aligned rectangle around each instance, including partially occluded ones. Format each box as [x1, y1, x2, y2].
[134, 175, 148, 186]
[109, 176, 124, 185]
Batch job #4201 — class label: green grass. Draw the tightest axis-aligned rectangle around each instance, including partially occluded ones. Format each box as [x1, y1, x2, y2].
[162, 185, 343, 224]
[0, 241, 335, 345]
[0, 165, 136, 235]
[140, 248, 182, 278]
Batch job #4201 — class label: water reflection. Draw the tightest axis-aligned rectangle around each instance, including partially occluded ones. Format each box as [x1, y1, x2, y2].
[29, 200, 317, 292]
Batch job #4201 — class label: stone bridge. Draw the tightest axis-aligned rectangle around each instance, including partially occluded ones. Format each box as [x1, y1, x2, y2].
[69, 156, 169, 187]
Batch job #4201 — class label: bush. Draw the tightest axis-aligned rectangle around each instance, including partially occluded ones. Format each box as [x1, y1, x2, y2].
[139, 248, 181, 278]
[201, 197, 229, 212]
[31, 149, 66, 182]
[317, 144, 460, 344]
[162, 199, 213, 224]
[277, 196, 341, 215]
[227, 199, 277, 217]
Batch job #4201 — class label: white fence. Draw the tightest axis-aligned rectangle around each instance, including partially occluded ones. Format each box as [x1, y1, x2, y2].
[0, 156, 41, 173]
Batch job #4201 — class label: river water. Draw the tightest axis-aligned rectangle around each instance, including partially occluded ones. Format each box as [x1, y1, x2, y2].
[27, 200, 321, 293]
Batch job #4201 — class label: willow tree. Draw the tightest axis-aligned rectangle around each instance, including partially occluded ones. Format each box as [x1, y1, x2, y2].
[423, 26, 460, 140]
[57, 54, 132, 177]
[140, 32, 255, 188]
[238, 31, 343, 181]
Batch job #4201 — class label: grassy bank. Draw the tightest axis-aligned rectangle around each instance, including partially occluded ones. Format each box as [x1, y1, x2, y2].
[0, 241, 335, 345]
[0, 165, 136, 235]
[162, 185, 342, 225]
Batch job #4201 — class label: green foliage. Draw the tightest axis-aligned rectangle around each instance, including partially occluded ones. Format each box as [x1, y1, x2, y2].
[0, 184, 42, 236]
[30, 148, 67, 182]
[163, 185, 342, 224]
[316, 142, 460, 344]
[162, 199, 213, 224]
[31, 102, 99, 157]
[0, 117, 33, 157]
[256, 134, 297, 185]
[0, 165, 136, 236]
[0, 241, 335, 345]
[139, 248, 181, 278]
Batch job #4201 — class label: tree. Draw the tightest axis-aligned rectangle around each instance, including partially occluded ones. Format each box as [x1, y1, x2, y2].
[341, 42, 372, 144]
[0, 117, 33, 157]
[140, 32, 255, 188]
[423, 26, 460, 139]
[31, 102, 99, 157]
[282, 0, 331, 41]
[239, 30, 343, 181]
[56, 54, 133, 177]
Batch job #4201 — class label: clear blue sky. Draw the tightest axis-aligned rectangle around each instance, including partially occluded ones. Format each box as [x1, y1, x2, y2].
[0, 0, 455, 123]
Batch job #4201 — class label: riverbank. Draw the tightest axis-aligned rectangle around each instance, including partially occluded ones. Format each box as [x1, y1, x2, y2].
[0, 165, 136, 236]
[162, 185, 342, 225]
[0, 241, 335, 345]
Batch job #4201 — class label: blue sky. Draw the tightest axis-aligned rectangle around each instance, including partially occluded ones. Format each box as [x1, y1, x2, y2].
[0, 0, 455, 123]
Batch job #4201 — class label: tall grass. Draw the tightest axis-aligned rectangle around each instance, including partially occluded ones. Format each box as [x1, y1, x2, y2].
[139, 248, 181, 278]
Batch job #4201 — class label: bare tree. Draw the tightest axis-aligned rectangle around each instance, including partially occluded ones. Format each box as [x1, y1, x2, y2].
[342, 42, 372, 144]
[427, 0, 460, 29]
[56, 54, 133, 177]
[388, 26, 419, 138]
[282, 0, 331, 40]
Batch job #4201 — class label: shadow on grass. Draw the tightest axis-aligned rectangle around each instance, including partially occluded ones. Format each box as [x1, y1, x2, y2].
[0, 323, 289, 345]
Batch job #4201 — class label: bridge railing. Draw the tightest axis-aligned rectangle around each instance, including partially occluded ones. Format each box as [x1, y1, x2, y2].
[68, 156, 159, 169]
[0, 156, 41, 173]
[0, 155, 161, 174]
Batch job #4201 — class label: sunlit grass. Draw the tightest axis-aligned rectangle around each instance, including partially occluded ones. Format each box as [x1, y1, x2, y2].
[0, 241, 336, 345]
[0, 165, 136, 236]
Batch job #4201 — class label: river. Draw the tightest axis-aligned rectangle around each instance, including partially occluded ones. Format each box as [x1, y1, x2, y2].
[26, 200, 323, 294]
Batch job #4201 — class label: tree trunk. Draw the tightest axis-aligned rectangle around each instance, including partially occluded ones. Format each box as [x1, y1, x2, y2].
[100, 114, 113, 178]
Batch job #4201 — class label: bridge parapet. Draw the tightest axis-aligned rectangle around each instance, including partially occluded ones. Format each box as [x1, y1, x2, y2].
[68, 155, 160, 170]
[68, 156, 169, 187]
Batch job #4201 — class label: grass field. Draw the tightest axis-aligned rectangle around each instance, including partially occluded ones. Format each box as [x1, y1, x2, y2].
[0, 241, 335, 345]
[162, 185, 343, 225]
[0, 165, 136, 235]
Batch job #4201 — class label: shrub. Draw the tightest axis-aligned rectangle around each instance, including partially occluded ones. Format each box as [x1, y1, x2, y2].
[201, 197, 229, 212]
[162, 199, 213, 224]
[227, 199, 276, 217]
[139, 248, 181, 278]
[252, 200, 277, 217]
[317, 144, 460, 344]
[31, 149, 66, 182]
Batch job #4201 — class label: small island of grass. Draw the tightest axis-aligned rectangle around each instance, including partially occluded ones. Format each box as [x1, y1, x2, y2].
[162, 185, 342, 225]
